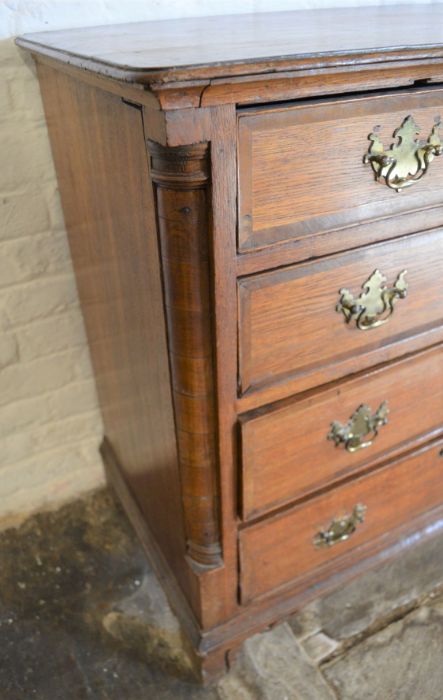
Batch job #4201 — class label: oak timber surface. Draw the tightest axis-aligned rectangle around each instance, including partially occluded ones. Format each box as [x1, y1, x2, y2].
[240, 346, 443, 519]
[238, 89, 443, 251]
[238, 229, 443, 395]
[16, 6, 443, 83]
[240, 438, 443, 601]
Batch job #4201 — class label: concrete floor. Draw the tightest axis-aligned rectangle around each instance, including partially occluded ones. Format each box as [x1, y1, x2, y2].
[1, 489, 443, 699]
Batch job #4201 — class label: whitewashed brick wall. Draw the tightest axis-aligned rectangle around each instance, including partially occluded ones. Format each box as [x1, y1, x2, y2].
[0, 37, 105, 527]
[0, 0, 437, 526]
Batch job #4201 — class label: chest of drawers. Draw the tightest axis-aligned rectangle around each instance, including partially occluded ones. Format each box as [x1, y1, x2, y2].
[17, 7, 443, 682]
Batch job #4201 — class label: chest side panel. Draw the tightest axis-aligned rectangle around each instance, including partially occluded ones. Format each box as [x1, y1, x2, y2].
[36, 63, 192, 597]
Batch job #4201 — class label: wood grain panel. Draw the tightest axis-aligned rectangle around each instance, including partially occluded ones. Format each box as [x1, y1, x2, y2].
[239, 229, 443, 395]
[241, 346, 443, 519]
[238, 89, 443, 251]
[36, 64, 193, 598]
[240, 438, 443, 601]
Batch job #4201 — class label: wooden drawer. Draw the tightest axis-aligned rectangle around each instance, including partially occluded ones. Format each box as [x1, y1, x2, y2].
[238, 229, 443, 395]
[240, 346, 443, 519]
[239, 438, 443, 602]
[238, 88, 443, 254]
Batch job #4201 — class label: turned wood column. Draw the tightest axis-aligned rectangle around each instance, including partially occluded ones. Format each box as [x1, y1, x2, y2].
[147, 140, 222, 568]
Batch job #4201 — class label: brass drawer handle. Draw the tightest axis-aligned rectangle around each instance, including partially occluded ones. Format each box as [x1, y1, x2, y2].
[364, 115, 442, 192]
[327, 401, 389, 453]
[336, 269, 408, 330]
[314, 504, 367, 549]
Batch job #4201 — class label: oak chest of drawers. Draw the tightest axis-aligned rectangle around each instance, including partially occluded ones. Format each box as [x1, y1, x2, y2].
[17, 6, 443, 681]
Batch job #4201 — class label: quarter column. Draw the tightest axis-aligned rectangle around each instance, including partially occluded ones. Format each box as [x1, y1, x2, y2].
[147, 140, 222, 569]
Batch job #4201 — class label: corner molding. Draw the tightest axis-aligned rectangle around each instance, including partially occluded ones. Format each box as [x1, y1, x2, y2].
[147, 139, 222, 569]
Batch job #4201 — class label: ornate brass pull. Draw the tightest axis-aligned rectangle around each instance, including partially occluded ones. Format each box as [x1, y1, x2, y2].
[314, 504, 367, 549]
[327, 401, 389, 453]
[364, 115, 442, 192]
[336, 269, 408, 330]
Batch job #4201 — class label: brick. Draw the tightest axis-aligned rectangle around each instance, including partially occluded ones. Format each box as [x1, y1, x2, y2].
[0, 412, 102, 469]
[43, 412, 102, 449]
[73, 346, 94, 380]
[80, 439, 105, 471]
[0, 332, 18, 369]
[45, 184, 67, 231]
[0, 393, 51, 439]
[0, 439, 105, 522]
[16, 310, 86, 361]
[0, 302, 9, 330]
[1, 431, 33, 468]
[8, 73, 43, 113]
[0, 40, 30, 71]
[0, 232, 72, 287]
[0, 123, 53, 191]
[0, 75, 12, 112]
[0, 191, 49, 240]
[0, 29, 106, 523]
[47, 380, 100, 421]
[0, 348, 82, 406]
[3, 274, 79, 327]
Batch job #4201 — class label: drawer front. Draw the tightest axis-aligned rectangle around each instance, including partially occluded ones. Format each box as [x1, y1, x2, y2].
[238, 229, 443, 394]
[241, 346, 443, 519]
[239, 438, 443, 602]
[238, 89, 443, 253]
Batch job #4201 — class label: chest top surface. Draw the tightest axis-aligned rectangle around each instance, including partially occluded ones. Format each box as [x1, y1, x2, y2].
[16, 5, 443, 85]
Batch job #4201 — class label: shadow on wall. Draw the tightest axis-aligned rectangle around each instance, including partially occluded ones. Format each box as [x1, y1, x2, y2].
[0, 38, 104, 530]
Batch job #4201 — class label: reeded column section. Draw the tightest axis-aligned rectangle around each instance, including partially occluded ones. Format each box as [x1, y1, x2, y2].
[147, 140, 222, 568]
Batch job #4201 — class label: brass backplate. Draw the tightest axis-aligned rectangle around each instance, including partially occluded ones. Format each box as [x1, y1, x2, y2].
[336, 269, 408, 330]
[314, 503, 367, 548]
[364, 115, 443, 191]
[328, 401, 389, 453]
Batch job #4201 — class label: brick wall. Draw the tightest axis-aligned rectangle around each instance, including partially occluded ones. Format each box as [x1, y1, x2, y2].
[0, 39, 104, 527]
[0, 0, 431, 527]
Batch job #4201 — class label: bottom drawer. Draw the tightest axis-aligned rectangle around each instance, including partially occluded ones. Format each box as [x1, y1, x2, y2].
[239, 439, 443, 602]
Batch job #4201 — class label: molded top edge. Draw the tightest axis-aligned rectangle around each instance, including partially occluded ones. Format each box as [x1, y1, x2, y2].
[16, 6, 443, 85]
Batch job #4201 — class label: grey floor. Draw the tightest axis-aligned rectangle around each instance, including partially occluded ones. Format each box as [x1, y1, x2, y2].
[1, 489, 443, 699]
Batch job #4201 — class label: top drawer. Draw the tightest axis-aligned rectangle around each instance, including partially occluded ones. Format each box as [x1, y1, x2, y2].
[238, 89, 443, 254]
